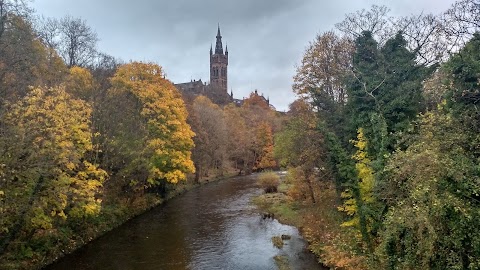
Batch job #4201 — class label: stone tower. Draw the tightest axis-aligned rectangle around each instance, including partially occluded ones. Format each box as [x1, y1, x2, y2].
[210, 25, 228, 93]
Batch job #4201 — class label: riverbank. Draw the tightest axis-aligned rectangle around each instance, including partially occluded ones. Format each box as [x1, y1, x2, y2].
[0, 172, 237, 270]
[252, 174, 367, 270]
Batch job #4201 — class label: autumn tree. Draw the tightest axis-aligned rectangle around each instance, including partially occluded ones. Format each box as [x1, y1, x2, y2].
[377, 110, 480, 269]
[223, 103, 250, 174]
[241, 90, 278, 173]
[189, 95, 227, 182]
[64, 66, 96, 101]
[0, 15, 67, 101]
[0, 86, 107, 254]
[275, 99, 326, 203]
[293, 31, 353, 138]
[253, 121, 276, 170]
[101, 62, 194, 196]
[0, 0, 31, 39]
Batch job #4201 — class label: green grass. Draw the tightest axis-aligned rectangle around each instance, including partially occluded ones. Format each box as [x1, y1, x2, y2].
[252, 192, 299, 226]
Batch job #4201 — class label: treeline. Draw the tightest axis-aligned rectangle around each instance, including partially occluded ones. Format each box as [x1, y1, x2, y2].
[0, 1, 281, 268]
[276, 0, 479, 269]
[187, 93, 281, 181]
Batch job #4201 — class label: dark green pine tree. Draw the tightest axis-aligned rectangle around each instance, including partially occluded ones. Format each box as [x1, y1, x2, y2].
[446, 32, 480, 115]
[379, 32, 428, 149]
[345, 31, 385, 157]
[346, 31, 430, 157]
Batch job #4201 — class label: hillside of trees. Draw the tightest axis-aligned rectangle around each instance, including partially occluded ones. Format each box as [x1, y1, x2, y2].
[273, 0, 480, 269]
[0, 1, 281, 268]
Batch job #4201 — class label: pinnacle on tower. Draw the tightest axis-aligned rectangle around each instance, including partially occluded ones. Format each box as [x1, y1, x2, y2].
[215, 24, 224, 55]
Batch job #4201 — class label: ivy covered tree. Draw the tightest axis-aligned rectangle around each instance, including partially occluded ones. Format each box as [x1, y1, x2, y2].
[377, 110, 480, 270]
[338, 128, 376, 252]
[376, 33, 480, 270]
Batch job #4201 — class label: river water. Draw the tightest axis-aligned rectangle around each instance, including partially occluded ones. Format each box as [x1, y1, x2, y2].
[45, 174, 325, 270]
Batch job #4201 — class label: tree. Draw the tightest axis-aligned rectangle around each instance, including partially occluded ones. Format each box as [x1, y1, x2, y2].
[37, 15, 98, 68]
[378, 32, 427, 136]
[335, 5, 394, 45]
[344, 31, 385, 156]
[375, 34, 480, 269]
[0, 86, 107, 253]
[442, 0, 480, 50]
[253, 121, 276, 170]
[0, 0, 31, 39]
[65, 66, 96, 101]
[189, 95, 227, 182]
[274, 99, 325, 203]
[445, 32, 480, 110]
[243, 90, 271, 110]
[0, 15, 67, 101]
[236, 90, 278, 174]
[345, 31, 428, 157]
[395, 13, 447, 65]
[103, 62, 195, 195]
[338, 128, 376, 252]
[224, 103, 250, 174]
[376, 111, 480, 270]
[293, 31, 353, 133]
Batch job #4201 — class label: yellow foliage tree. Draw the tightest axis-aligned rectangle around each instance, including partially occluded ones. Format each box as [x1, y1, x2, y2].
[108, 62, 195, 186]
[223, 103, 250, 174]
[0, 86, 107, 235]
[65, 66, 95, 101]
[254, 122, 277, 170]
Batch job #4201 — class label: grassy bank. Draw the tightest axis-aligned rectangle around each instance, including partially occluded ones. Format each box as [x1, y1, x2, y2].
[0, 172, 236, 270]
[252, 174, 367, 270]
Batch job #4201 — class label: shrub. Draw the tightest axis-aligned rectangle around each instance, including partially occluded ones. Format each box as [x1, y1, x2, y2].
[257, 171, 280, 193]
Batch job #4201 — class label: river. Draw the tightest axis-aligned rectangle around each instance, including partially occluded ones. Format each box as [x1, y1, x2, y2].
[45, 174, 326, 270]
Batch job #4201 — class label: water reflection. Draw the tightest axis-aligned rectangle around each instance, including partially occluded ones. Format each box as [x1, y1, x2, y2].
[45, 175, 324, 270]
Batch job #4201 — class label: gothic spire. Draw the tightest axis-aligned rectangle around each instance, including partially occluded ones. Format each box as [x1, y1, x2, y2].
[215, 24, 224, 55]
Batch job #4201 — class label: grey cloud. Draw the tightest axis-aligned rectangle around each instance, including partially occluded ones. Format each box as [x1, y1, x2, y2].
[32, 0, 457, 111]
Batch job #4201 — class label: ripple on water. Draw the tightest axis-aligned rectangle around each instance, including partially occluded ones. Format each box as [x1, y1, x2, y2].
[44, 176, 325, 270]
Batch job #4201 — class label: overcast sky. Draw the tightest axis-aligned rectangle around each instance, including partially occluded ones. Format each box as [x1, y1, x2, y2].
[32, 0, 457, 111]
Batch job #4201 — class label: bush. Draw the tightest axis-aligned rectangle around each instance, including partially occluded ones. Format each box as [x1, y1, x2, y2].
[258, 171, 280, 193]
